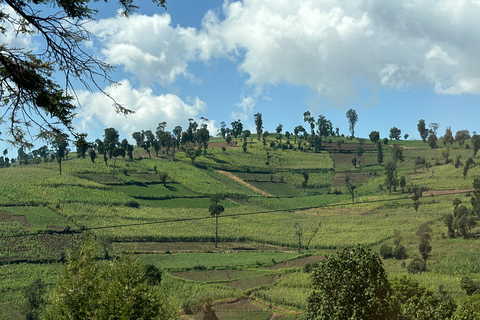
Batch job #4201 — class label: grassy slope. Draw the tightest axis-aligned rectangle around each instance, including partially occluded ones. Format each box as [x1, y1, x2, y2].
[1, 136, 480, 317]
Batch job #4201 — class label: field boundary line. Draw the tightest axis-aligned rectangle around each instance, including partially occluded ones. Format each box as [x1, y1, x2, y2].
[217, 170, 274, 197]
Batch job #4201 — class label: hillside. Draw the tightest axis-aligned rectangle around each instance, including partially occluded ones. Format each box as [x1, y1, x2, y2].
[1, 134, 480, 319]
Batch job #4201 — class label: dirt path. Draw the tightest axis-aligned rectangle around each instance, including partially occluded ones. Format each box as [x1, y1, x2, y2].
[217, 170, 274, 197]
[422, 189, 473, 197]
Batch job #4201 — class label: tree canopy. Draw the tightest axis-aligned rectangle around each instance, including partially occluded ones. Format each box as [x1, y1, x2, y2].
[0, 0, 166, 147]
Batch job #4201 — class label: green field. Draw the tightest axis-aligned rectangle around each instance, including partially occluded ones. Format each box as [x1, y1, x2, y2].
[1, 134, 480, 319]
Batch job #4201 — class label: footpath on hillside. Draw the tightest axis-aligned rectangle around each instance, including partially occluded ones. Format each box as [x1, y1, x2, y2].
[217, 170, 274, 197]
[422, 188, 473, 197]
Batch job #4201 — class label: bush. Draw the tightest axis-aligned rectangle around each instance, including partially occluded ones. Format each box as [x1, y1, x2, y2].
[461, 277, 480, 296]
[379, 244, 394, 259]
[394, 244, 408, 260]
[124, 200, 140, 208]
[407, 258, 426, 274]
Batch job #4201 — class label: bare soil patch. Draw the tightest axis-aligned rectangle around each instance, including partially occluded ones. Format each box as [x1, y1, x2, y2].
[422, 189, 473, 197]
[218, 170, 274, 197]
[0, 210, 29, 228]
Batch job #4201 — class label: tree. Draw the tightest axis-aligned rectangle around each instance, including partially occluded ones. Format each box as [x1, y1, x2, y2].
[294, 222, 303, 253]
[185, 148, 201, 164]
[155, 121, 167, 139]
[428, 132, 438, 149]
[195, 127, 210, 157]
[417, 119, 429, 143]
[429, 122, 439, 135]
[345, 176, 356, 203]
[158, 172, 168, 187]
[303, 111, 315, 136]
[23, 278, 46, 320]
[369, 131, 380, 143]
[385, 161, 398, 194]
[302, 172, 309, 191]
[443, 126, 454, 147]
[472, 133, 480, 156]
[254, 113, 263, 140]
[356, 145, 364, 166]
[346, 108, 358, 138]
[89, 149, 96, 163]
[455, 130, 470, 148]
[392, 144, 405, 163]
[209, 195, 225, 248]
[389, 127, 401, 140]
[307, 246, 394, 320]
[416, 223, 432, 266]
[472, 177, 480, 217]
[316, 115, 333, 139]
[0, 1, 168, 147]
[111, 147, 125, 178]
[377, 141, 384, 166]
[231, 119, 243, 140]
[294, 125, 305, 144]
[132, 131, 144, 147]
[463, 157, 475, 179]
[45, 238, 174, 320]
[39, 132, 69, 175]
[404, 133, 409, 140]
[103, 127, 119, 159]
[75, 134, 90, 158]
[275, 124, 283, 143]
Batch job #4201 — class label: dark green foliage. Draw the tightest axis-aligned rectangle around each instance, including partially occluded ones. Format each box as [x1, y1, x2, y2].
[23, 278, 46, 320]
[390, 127, 401, 140]
[390, 276, 456, 320]
[428, 132, 438, 149]
[455, 155, 463, 168]
[124, 200, 140, 208]
[346, 108, 358, 138]
[417, 119, 429, 142]
[103, 128, 120, 159]
[392, 145, 405, 163]
[472, 133, 480, 156]
[143, 264, 162, 286]
[394, 244, 408, 260]
[460, 277, 480, 296]
[158, 171, 169, 186]
[454, 295, 480, 320]
[453, 205, 476, 238]
[472, 177, 480, 217]
[385, 161, 398, 194]
[407, 258, 426, 274]
[46, 239, 174, 319]
[89, 149, 96, 163]
[307, 246, 395, 320]
[186, 148, 202, 164]
[417, 223, 432, 264]
[383, 137, 389, 145]
[302, 172, 309, 191]
[377, 141, 384, 165]
[369, 131, 380, 143]
[379, 244, 394, 259]
[463, 157, 475, 179]
[254, 113, 263, 140]
[209, 195, 225, 248]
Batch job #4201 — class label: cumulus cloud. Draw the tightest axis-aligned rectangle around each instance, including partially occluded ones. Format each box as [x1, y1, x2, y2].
[90, 0, 480, 108]
[75, 80, 207, 140]
[231, 95, 256, 121]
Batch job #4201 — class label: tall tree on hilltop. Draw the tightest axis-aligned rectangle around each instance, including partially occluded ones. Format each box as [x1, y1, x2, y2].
[276, 124, 283, 143]
[417, 119, 429, 143]
[455, 130, 469, 148]
[389, 127, 401, 140]
[231, 120, 243, 140]
[254, 113, 263, 140]
[75, 133, 90, 159]
[472, 133, 480, 156]
[317, 115, 333, 139]
[303, 111, 315, 136]
[346, 108, 358, 139]
[443, 126, 454, 147]
[369, 131, 380, 144]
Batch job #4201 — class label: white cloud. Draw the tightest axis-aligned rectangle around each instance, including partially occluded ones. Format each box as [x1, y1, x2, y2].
[231, 95, 256, 121]
[89, 0, 480, 107]
[75, 80, 207, 140]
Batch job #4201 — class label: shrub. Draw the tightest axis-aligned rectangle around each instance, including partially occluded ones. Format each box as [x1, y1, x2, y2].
[124, 200, 140, 208]
[394, 244, 408, 260]
[379, 244, 394, 259]
[407, 258, 426, 274]
[461, 277, 480, 296]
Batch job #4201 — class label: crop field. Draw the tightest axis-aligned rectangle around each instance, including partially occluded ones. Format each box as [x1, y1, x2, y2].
[1, 134, 480, 319]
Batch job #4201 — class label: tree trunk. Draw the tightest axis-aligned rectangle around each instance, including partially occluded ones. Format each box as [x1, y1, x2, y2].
[112, 157, 117, 178]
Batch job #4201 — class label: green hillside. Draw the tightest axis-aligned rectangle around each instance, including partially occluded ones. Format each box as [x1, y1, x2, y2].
[1, 134, 480, 319]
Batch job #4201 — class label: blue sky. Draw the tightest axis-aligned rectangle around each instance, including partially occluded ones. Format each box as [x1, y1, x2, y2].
[3, 0, 480, 153]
